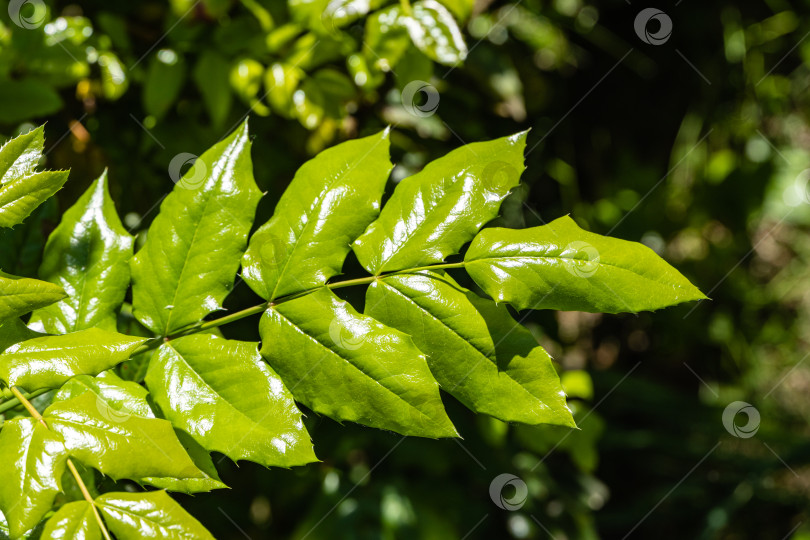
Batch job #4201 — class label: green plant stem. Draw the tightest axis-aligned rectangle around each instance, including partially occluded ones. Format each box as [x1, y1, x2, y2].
[9, 388, 113, 540]
[0, 388, 49, 415]
[399, 0, 413, 15]
[0, 260, 469, 409]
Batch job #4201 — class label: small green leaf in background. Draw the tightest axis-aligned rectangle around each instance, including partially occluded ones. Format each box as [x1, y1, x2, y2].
[0, 80, 63, 125]
[402, 1, 468, 66]
[364, 6, 411, 72]
[96, 491, 215, 540]
[259, 287, 458, 438]
[41, 501, 100, 540]
[0, 418, 68, 539]
[146, 334, 317, 468]
[193, 50, 232, 127]
[242, 129, 391, 300]
[230, 58, 270, 115]
[367, 271, 575, 427]
[0, 271, 66, 323]
[130, 120, 261, 335]
[44, 393, 208, 485]
[0, 328, 147, 391]
[30, 170, 134, 334]
[353, 131, 526, 274]
[464, 215, 708, 313]
[143, 49, 186, 120]
[98, 52, 129, 101]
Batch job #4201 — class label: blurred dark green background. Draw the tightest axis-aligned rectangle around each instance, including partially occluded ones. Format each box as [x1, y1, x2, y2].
[2, 0, 809, 538]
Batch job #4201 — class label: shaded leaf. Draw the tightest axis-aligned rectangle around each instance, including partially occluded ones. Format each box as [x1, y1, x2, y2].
[403, 1, 467, 66]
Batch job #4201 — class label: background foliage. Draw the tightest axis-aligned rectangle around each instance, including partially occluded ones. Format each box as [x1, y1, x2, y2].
[1, 0, 809, 538]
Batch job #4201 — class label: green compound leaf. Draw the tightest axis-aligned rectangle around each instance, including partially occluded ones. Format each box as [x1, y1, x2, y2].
[242, 130, 391, 300]
[30, 171, 134, 334]
[464, 216, 707, 313]
[402, 0, 468, 66]
[96, 491, 215, 540]
[0, 271, 66, 323]
[41, 501, 100, 540]
[259, 287, 457, 438]
[0, 328, 147, 392]
[367, 271, 575, 427]
[146, 334, 317, 468]
[0, 418, 68, 539]
[130, 120, 261, 335]
[353, 132, 526, 274]
[43, 393, 208, 485]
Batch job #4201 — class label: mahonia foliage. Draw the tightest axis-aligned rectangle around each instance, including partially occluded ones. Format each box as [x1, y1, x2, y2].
[0, 122, 705, 538]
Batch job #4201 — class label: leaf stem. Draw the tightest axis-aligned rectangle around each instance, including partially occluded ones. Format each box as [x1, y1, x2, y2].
[400, 0, 413, 15]
[10, 388, 113, 540]
[67, 459, 113, 540]
[0, 388, 48, 415]
[0, 260, 470, 409]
